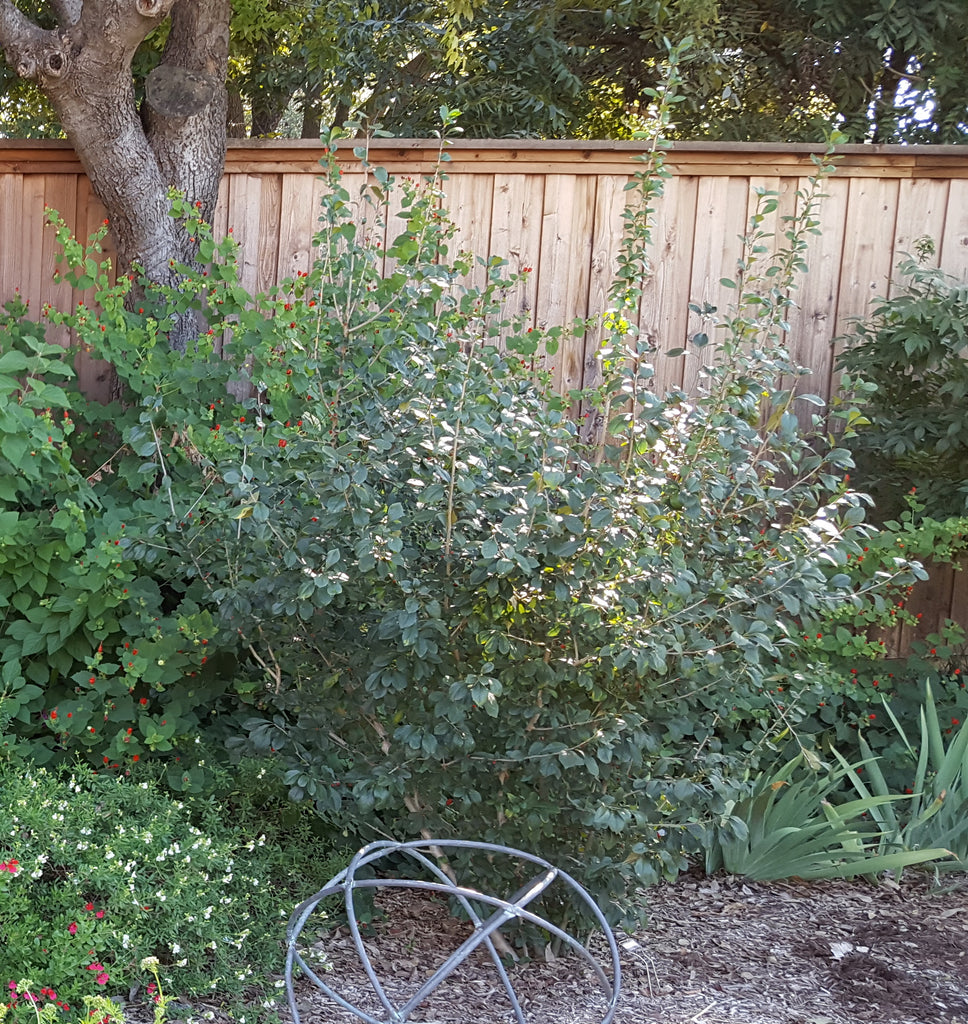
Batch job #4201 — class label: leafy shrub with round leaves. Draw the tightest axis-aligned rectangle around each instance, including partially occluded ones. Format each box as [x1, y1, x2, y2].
[1, 135, 922, 927]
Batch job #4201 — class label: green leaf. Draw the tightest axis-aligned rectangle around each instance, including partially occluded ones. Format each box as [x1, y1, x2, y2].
[0, 351, 29, 374]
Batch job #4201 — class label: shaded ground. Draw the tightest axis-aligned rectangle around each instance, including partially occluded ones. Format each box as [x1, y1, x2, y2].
[278, 872, 968, 1024]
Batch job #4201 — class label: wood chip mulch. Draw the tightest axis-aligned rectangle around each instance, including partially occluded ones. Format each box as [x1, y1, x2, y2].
[267, 871, 968, 1024]
[154, 871, 966, 1024]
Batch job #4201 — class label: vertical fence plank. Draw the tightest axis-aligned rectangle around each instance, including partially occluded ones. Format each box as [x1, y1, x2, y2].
[829, 177, 899, 409]
[489, 173, 544, 340]
[939, 179, 968, 281]
[640, 174, 699, 394]
[226, 174, 265, 297]
[950, 565, 968, 639]
[19, 175, 48, 324]
[537, 174, 595, 404]
[39, 175, 77, 348]
[785, 176, 849, 428]
[277, 173, 318, 283]
[578, 174, 631, 442]
[682, 176, 751, 396]
[0, 173, 23, 304]
[891, 178, 949, 287]
[445, 172, 495, 293]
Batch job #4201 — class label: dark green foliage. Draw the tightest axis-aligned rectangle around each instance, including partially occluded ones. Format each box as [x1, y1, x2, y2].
[3, 0, 966, 142]
[0, 129, 932, 929]
[838, 250, 968, 521]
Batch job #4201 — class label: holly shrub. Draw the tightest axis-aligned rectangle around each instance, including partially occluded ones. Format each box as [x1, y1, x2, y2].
[0, 119, 925, 928]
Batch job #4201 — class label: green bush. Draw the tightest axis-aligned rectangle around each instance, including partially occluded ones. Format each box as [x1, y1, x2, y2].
[838, 245, 968, 521]
[0, 762, 337, 1015]
[124, 141, 915, 922]
[783, 497, 968, 784]
[0, 127, 925, 922]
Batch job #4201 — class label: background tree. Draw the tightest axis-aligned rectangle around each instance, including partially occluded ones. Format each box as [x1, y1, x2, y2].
[216, 0, 968, 142]
[0, 0, 964, 268]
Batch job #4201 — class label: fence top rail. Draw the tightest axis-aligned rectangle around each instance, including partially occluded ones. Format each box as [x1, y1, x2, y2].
[2, 138, 968, 178]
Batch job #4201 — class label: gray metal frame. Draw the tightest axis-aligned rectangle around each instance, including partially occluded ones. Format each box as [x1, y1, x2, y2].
[285, 839, 622, 1024]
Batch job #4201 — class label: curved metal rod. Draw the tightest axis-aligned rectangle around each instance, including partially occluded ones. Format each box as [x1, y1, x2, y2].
[285, 839, 622, 1024]
[343, 843, 532, 1024]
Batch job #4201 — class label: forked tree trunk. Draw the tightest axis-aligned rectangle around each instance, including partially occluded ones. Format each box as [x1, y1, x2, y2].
[0, 0, 232, 351]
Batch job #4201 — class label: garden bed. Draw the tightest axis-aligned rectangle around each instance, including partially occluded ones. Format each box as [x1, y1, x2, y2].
[275, 873, 968, 1024]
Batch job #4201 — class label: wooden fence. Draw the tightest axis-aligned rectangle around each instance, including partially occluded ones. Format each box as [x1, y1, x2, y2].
[1, 138, 966, 652]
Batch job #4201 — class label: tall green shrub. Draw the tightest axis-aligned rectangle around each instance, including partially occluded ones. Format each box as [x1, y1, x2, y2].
[105, 133, 910, 924]
[0, 113, 920, 924]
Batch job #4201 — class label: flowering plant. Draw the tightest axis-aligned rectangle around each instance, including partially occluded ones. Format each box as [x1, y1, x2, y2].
[0, 763, 316, 1017]
[0, 980, 122, 1024]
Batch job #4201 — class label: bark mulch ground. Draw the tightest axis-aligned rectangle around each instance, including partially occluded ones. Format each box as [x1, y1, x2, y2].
[277, 872, 968, 1024]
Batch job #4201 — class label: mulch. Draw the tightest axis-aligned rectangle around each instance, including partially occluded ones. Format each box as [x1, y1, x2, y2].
[269, 871, 968, 1024]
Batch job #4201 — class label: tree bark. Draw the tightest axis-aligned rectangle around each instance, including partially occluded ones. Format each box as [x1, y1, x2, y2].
[0, 0, 232, 350]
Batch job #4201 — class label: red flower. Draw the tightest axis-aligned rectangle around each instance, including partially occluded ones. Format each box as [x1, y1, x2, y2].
[85, 903, 94, 911]
[68, 922, 77, 935]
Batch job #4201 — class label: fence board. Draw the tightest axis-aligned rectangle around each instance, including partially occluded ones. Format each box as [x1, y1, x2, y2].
[579, 174, 628, 438]
[939, 179, 968, 280]
[225, 174, 264, 296]
[489, 173, 543, 332]
[786, 177, 849, 425]
[640, 174, 699, 394]
[683, 176, 750, 396]
[891, 179, 949, 286]
[446, 172, 495, 293]
[536, 173, 595, 401]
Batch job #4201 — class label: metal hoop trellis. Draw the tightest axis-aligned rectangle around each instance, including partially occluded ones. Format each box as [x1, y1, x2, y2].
[285, 839, 622, 1024]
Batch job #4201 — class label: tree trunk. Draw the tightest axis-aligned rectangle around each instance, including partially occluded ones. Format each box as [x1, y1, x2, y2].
[0, 0, 232, 351]
[226, 80, 247, 138]
[300, 89, 323, 140]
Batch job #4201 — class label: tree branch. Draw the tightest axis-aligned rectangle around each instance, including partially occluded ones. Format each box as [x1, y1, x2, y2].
[49, 0, 83, 27]
[143, 0, 231, 217]
[0, 1, 54, 81]
[76, 0, 178, 60]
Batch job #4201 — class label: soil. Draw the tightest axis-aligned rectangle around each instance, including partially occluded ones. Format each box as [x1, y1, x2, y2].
[277, 872, 968, 1024]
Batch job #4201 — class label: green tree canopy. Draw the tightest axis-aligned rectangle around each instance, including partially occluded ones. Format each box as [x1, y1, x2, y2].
[1, 0, 965, 142]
